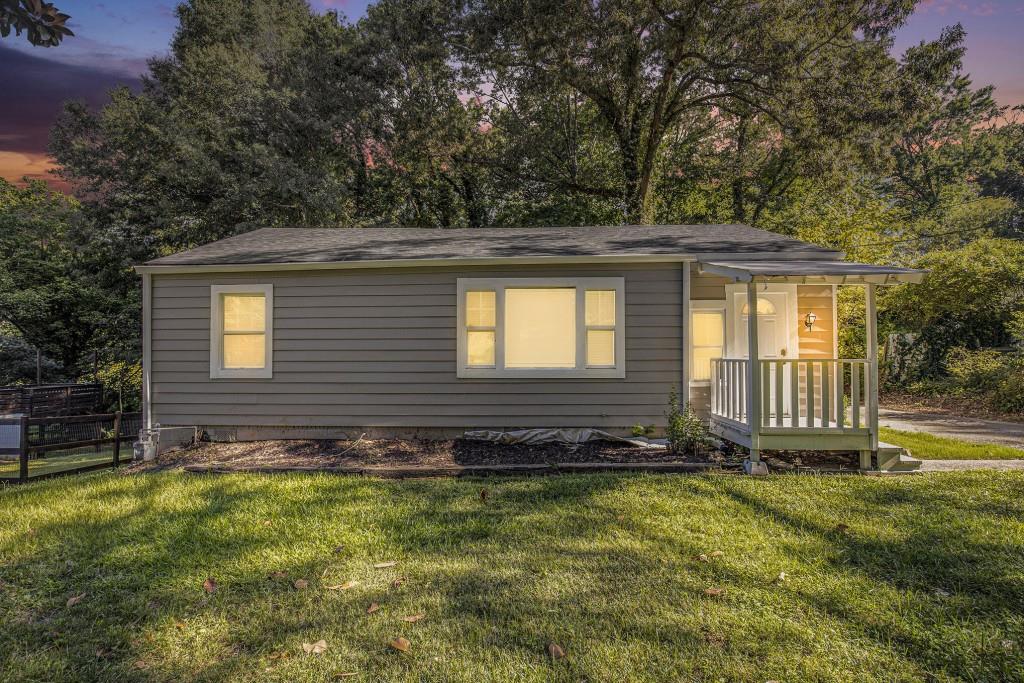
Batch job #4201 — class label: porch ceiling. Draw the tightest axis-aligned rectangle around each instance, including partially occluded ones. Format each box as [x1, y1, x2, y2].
[698, 260, 925, 285]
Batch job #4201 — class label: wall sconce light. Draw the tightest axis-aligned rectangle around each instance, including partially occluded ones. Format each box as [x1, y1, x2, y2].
[804, 312, 817, 331]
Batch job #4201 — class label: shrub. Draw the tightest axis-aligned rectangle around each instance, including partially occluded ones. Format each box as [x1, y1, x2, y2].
[992, 359, 1024, 413]
[631, 423, 655, 438]
[666, 389, 714, 454]
[944, 347, 1006, 393]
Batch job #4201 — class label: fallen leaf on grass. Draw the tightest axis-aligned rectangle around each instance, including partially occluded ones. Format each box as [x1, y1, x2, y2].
[203, 578, 217, 594]
[302, 639, 328, 655]
[174, 620, 187, 630]
[389, 637, 411, 653]
[333, 545, 345, 554]
[326, 581, 358, 591]
[775, 572, 787, 583]
[268, 571, 288, 580]
[391, 577, 407, 588]
[374, 561, 397, 569]
[480, 488, 489, 503]
[262, 520, 273, 527]
[401, 614, 425, 623]
[709, 550, 724, 558]
[293, 579, 309, 590]
[547, 642, 566, 660]
[704, 587, 725, 597]
[66, 593, 86, 608]
[933, 588, 950, 598]
[833, 523, 850, 535]
[366, 602, 380, 614]
[134, 660, 149, 670]
[694, 554, 710, 563]
[268, 651, 291, 661]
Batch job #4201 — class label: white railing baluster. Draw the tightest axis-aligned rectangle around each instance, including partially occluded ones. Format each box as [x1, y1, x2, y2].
[774, 361, 783, 427]
[821, 361, 831, 428]
[851, 362, 861, 429]
[806, 362, 816, 428]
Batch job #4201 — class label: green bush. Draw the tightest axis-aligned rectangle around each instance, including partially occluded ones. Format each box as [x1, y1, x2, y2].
[992, 360, 1024, 413]
[944, 347, 1006, 392]
[666, 389, 714, 454]
[936, 347, 1024, 414]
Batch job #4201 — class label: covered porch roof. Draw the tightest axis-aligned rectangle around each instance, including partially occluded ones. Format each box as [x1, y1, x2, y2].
[698, 260, 925, 285]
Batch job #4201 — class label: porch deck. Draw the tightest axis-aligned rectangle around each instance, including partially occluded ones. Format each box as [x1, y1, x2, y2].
[709, 357, 881, 464]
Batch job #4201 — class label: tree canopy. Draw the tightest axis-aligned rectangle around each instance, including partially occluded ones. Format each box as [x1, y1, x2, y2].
[0, 0, 1017, 399]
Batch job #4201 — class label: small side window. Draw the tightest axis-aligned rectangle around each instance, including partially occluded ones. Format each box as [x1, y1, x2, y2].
[210, 284, 273, 378]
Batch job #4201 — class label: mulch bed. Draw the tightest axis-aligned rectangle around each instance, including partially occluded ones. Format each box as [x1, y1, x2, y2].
[131, 438, 732, 472]
[126, 437, 863, 476]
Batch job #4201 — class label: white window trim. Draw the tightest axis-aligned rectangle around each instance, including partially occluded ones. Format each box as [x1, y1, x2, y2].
[210, 284, 274, 379]
[690, 300, 726, 386]
[457, 277, 625, 379]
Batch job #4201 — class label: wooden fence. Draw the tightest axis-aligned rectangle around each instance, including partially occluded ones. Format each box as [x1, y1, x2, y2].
[0, 411, 141, 483]
[0, 383, 104, 418]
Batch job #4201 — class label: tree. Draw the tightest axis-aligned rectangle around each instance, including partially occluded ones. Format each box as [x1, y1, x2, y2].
[889, 26, 1005, 218]
[885, 237, 1024, 375]
[0, 0, 71, 46]
[456, 0, 918, 223]
[0, 178, 101, 373]
[52, 0, 359, 254]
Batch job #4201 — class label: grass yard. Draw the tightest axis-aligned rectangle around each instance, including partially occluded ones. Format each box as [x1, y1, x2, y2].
[1, 471, 1023, 682]
[880, 427, 1024, 460]
[0, 448, 118, 479]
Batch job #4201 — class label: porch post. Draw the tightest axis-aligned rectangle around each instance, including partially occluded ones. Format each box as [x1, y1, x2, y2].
[681, 261, 691, 408]
[863, 284, 879, 469]
[745, 281, 765, 474]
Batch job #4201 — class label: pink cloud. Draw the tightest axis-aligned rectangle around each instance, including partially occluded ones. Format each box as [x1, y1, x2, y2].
[917, 0, 1001, 16]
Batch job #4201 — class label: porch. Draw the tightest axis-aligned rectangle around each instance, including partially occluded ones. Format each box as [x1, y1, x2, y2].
[686, 259, 924, 473]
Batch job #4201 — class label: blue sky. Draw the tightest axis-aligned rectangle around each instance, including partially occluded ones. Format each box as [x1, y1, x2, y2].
[2, 0, 1022, 185]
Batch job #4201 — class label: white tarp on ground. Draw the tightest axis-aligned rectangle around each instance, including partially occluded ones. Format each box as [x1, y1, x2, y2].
[463, 428, 667, 450]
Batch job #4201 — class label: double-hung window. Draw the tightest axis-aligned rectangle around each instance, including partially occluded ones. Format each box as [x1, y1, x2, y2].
[210, 284, 273, 378]
[457, 278, 625, 378]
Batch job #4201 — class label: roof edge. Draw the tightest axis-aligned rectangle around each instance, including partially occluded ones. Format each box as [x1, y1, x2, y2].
[135, 250, 846, 274]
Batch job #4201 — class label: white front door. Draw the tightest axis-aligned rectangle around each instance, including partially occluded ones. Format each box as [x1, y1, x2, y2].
[733, 291, 790, 360]
[727, 286, 799, 417]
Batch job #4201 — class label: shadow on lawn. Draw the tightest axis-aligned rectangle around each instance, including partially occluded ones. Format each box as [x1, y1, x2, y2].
[2, 472, 1022, 681]
[712, 477, 1024, 681]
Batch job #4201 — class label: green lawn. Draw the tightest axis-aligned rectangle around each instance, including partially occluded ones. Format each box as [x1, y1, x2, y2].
[0, 448, 118, 479]
[2, 471, 1023, 682]
[880, 427, 1024, 460]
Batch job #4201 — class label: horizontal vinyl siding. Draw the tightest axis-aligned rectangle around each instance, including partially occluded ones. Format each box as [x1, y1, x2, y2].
[150, 263, 683, 431]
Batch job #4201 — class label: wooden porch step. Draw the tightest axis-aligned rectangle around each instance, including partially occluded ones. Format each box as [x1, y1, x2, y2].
[877, 442, 922, 472]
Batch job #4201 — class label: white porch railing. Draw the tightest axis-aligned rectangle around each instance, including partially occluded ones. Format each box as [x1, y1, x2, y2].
[711, 358, 872, 431]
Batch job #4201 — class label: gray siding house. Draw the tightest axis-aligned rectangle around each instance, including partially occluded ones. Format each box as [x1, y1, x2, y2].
[136, 225, 922, 470]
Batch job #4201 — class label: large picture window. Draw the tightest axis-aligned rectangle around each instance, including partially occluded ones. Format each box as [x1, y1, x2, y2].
[210, 284, 273, 379]
[457, 278, 625, 378]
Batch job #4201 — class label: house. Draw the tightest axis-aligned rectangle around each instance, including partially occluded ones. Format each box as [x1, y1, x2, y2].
[135, 225, 924, 472]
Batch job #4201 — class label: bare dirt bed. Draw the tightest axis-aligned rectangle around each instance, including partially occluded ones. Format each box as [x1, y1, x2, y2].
[132, 438, 732, 472]
[128, 438, 861, 473]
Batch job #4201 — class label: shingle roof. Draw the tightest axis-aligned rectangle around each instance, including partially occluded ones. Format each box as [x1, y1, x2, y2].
[144, 225, 842, 267]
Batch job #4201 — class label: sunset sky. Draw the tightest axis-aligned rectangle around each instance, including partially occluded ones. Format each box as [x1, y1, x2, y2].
[2, 0, 1023, 189]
